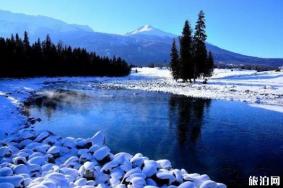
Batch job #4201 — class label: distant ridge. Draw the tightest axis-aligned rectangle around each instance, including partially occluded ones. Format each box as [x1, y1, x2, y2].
[0, 9, 282, 68]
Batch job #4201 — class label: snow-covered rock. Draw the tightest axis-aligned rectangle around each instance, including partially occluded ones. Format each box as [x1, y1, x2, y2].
[0, 176, 24, 187]
[0, 167, 13, 176]
[156, 159, 172, 169]
[13, 164, 30, 175]
[142, 160, 158, 177]
[93, 146, 111, 161]
[90, 131, 105, 146]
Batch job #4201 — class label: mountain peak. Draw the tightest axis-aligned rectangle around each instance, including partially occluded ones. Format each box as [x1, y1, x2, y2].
[126, 24, 175, 38]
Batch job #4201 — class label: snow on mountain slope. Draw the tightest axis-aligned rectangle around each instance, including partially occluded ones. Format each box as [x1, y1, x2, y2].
[126, 24, 176, 38]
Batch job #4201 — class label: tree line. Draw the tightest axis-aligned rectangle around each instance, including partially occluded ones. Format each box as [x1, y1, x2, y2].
[170, 11, 214, 83]
[0, 32, 131, 77]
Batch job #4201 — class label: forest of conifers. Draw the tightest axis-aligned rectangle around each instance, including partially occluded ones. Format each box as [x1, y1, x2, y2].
[0, 32, 131, 77]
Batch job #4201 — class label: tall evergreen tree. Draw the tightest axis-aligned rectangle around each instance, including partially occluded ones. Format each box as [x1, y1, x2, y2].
[193, 10, 207, 80]
[170, 39, 180, 80]
[23, 31, 30, 50]
[204, 51, 214, 77]
[179, 20, 193, 82]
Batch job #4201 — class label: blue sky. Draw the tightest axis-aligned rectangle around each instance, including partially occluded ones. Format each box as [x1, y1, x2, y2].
[0, 0, 282, 58]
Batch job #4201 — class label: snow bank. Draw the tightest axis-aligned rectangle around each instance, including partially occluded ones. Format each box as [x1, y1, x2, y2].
[111, 68, 283, 113]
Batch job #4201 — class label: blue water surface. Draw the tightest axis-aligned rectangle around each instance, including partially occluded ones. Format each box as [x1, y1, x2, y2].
[26, 82, 283, 187]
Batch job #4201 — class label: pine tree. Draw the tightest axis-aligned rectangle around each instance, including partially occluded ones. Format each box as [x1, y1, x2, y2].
[23, 31, 30, 50]
[179, 20, 194, 82]
[204, 51, 214, 77]
[193, 10, 207, 80]
[170, 39, 180, 80]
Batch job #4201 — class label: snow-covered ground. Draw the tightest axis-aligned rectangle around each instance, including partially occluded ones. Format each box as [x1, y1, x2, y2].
[113, 68, 283, 113]
[1, 67, 282, 187]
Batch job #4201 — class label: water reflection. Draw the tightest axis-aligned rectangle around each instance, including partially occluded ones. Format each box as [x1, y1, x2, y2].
[169, 95, 211, 144]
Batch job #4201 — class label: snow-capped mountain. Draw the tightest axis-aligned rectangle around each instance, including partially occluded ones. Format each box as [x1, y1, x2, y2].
[126, 24, 176, 38]
[0, 9, 282, 67]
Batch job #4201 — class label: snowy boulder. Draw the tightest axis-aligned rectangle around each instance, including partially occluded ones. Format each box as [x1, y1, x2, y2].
[0, 182, 15, 188]
[29, 185, 48, 188]
[47, 146, 61, 156]
[40, 180, 57, 188]
[216, 183, 227, 188]
[89, 144, 101, 153]
[142, 160, 158, 177]
[101, 161, 118, 173]
[42, 135, 61, 145]
[110, 168, 124, 181]
[123, 167, 142, 180]
[5, 145, 19, 154]
[178, 181, 197, 188]
[146, 178, 158, 186]
[15, 151, 30, 159]
[0, 147, 12, 158]
[41, 164, 55, 174]
[0, 176, 24, 187]
[59, 167, 79, 180]
[199, 180, 217, 188]
[74, 178, 87, 186]
[131, 177, 146, 188]
[156, 169, 176, 185]
[34, 131, 50, 142]
[63, 156, 79, 168]
[156, 159, 172, 169]
[120, 160, 132, 172]
[90, 131, 105, 146]
[93, 146, 111, 161]
[13, 164, 30, 175]
[20, 130, 35, 140]
[114, 152, 133, 164]
[0, 167, 13, 176]
[130, 153, 147, 168]
[79, 162, 97, 180]
[25, 142, 41, 150]
[76, 139, 92, 149]
[28, 156, 47, 166]
[29, 164, 42, 178]
[183, 173, 200, 181]
[61, 137, 76, 149]
[125, 172, 145, 184]
[34, 144, 50, 153]
[114, 184, 127, 188]
[186, 174, 211, 187]
[79, 153, 92, 164]
[45, 172, 70, 187]
[171, 169, 183, 183]
[19, 139, 33, 148]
